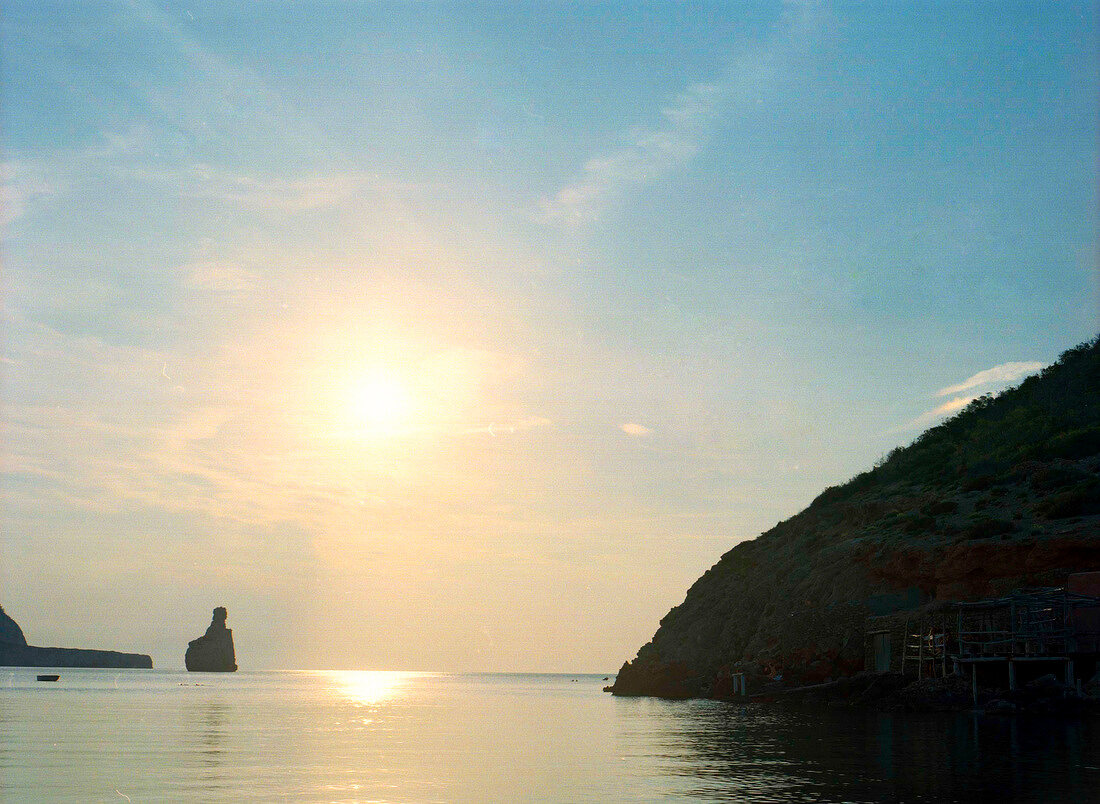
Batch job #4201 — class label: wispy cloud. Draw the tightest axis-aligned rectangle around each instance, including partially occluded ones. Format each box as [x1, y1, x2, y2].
[0, 311, 549, 532]
[901, 395, 976, 431]
[120, 0, 329, 163]
[180, 165, 363, 212]
[898, 359, 1046, 432]
[181, 260, 259, 294]
[462, 416, 553, 437]
[1, 161, 52, 229]
[541, 82, 724, 224]
[12, 128, 376, 222]
[3, 0, 343, 224]
[935, 361, 1045, 397]
[540, 4, 817, 225]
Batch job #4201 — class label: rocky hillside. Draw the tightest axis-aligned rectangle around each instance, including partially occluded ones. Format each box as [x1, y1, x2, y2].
[612, 336, 1100, 698]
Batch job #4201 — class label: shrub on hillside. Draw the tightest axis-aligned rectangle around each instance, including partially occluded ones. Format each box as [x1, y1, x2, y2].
[963, 516, 1014, 540]
[925, 499, 958, 515]
[1035, 480, 1100, 519]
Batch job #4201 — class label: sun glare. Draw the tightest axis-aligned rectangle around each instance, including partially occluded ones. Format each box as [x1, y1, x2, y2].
[347, 370, 413, 436]
[332, 670, 417, 705]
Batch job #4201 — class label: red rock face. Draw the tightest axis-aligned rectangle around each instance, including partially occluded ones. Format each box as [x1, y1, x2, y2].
[865, 536, 1100, 601]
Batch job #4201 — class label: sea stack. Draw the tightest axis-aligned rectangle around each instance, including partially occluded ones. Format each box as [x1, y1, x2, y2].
[185, 607, 238, 672]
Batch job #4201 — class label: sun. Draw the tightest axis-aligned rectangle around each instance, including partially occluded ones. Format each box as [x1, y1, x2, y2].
[346, 368, 414, 436]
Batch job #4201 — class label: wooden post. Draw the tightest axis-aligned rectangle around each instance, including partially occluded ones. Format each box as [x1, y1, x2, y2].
[1008, 661, 1015, 691]
[1065, 659, 1075, 688]
[918, 623, 924, 680]
[903, 618, 910, 674]
[972, 663, 978, 705]
[1010, 599, 1016, 655]
[941, 615, 948, 679]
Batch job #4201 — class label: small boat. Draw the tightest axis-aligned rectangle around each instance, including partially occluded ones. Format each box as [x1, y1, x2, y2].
[36, 674, 60, 682]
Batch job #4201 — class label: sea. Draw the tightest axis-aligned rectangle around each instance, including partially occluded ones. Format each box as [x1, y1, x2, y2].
[1, 669, 1098, 803]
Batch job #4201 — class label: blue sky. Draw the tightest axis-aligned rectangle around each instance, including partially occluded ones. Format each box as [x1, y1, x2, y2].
[2, 1, 1097, 671]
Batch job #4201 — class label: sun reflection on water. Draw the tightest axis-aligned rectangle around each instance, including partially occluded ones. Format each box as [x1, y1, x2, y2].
[330, 670, 421, 705]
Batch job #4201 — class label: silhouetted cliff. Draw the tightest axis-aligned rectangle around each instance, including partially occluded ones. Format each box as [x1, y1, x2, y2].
[0, 604, 152, 668]
[0, 604, 27, 646]
[185, 607, 237, 672]
[613, 336, 1100, 698]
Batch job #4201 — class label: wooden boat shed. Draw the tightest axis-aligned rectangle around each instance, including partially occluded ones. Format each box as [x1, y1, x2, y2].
[952, 585, 1100, 701]
[866, 572, 1100, 702]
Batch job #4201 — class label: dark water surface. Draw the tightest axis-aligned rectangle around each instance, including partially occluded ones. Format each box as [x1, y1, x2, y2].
[1, 669, 1097, 802]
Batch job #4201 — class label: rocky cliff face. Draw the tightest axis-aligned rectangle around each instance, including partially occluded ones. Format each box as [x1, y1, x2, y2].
[0, 604, 152, 668]
[612, 336, 1100, 698]
[0, 604, 27, 646]
[185, 607, 237, 672]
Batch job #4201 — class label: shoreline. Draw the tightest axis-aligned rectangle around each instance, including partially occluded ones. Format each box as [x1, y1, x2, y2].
[611, 669, 1100, 716]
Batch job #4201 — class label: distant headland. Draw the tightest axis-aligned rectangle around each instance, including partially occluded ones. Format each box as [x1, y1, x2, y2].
[0, 604, 152, 669]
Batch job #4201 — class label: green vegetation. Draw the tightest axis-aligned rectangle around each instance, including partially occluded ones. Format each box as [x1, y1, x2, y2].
[1036, 478, 1100, 519]
[812, 335, 1100, 509]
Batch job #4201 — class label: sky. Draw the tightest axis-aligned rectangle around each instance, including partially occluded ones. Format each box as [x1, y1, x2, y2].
[1, 1, 1097, 672]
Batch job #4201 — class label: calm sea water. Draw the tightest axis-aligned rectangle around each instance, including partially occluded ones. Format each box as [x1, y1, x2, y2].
[1, 669, 1098, 802]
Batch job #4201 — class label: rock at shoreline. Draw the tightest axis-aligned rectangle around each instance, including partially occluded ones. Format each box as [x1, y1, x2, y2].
[185, 607, 237, 672]
[0, 603, 152, 669]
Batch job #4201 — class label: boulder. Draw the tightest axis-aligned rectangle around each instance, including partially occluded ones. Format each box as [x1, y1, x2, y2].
[185, 607, 237, 672]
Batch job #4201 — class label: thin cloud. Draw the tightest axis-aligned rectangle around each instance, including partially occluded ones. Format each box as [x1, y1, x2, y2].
[541, 82, 723, 224]
[463, 416, 553, 437]
[122, 0, 329, 163]
[902, 395, 976, 431]
[893, 359, 1048, 432]
[935, 361, 1045, 397]
[181, 166, 362, 212]
[1, 161, 52, 229]
[182, 260, 259, 293]
[937, 396, 975, 415]
[540, 4, 817, 225]
[18, 131, 373, 215]
[620, 422, 652, 437]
